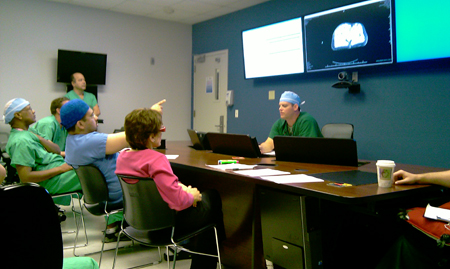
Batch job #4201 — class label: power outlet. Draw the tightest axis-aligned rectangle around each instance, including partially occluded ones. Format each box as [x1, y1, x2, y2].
[268, 90, 275, 100]
[352, 71, 358, 82]
[235, 109, 239, 118]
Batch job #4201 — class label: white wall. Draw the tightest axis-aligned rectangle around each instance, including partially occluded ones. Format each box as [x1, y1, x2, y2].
[0, 0, 192, 141]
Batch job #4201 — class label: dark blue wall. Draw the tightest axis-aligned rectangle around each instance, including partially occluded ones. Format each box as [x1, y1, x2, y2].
[192, 0, 450, 168]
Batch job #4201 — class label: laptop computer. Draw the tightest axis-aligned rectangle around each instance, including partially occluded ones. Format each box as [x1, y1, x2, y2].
[206, 132, 266, 158]
[273, 136, 358, 166]
[187, 129, 211, 150]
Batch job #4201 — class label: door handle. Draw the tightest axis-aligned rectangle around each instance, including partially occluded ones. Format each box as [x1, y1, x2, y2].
[215, 115, 224, 133]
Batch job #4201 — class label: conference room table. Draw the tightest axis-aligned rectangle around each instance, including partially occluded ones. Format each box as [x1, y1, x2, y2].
[156, 141, 447, 269]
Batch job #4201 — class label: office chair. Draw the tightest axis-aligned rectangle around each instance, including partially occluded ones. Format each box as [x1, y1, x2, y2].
[113, 174, 222, 269]
[0, 151, 87, 254]
[113, 127, 124, 133]
[0, 182, 100, 269]
[321, 123, 354, 139]
[74, 164, 124, 268]
[0, 182, 63, 268]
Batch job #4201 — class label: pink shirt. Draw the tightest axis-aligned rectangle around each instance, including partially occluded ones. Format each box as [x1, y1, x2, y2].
[115, 149, 193, 211]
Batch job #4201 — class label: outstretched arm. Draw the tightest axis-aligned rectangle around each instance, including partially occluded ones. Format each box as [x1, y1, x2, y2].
[394, 169, 450, 188]
[105, 132, 129, 155]
[0, 164, 6, 184]
[151, 99, 166, 114]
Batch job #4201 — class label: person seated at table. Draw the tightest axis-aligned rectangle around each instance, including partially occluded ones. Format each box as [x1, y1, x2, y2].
[30, 97, 69, 157]
[61, 98, 166, 242]
[115, 108, 225, 269]
[375, 169, 450, 268]
[3, 98, 81, 202]
[259, 91, 322, 153]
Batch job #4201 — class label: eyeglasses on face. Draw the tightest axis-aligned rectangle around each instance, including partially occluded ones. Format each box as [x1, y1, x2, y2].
[160, 126, 166, 132]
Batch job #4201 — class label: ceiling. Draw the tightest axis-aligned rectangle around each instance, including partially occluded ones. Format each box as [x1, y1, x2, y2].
[47, 0, 270, 25]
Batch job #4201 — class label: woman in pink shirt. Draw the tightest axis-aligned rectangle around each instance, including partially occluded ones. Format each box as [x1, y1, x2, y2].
[115, 108, 224, 269]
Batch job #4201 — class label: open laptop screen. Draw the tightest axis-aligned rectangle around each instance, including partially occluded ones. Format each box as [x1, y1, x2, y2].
[206, 133, 262, 158]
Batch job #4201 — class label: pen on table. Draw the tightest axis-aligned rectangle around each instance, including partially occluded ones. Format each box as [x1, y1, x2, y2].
[226, 168, 254, 171]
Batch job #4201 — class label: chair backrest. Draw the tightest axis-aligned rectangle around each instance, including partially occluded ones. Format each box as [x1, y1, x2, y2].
[74, 164, 109, 207]
[116, 174, 176, 231]
[321, 123, 354, 139]
[0, 183, 63, 268]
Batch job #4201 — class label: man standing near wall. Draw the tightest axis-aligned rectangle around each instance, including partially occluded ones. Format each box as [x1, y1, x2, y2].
[65, 72, 101, 117]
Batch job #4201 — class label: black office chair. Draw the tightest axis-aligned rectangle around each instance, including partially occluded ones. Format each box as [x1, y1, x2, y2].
[321, 123, 354, 139]
[74, 164, 124, 268]
[113, 174, 222, 269]
[1, 151, 87, 254]
[0, 182, 63, 268]
[0, 182, 100, 269]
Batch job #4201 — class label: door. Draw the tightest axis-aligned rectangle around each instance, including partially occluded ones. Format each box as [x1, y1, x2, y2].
[193, 50, 228, 133]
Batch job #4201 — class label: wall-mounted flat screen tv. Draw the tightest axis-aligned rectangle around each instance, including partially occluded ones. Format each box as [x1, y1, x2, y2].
[57, 49, 107, 85]
[395, 0, 450, 63]
[304, 0, 393, 73]
[242, 17, 304, 79]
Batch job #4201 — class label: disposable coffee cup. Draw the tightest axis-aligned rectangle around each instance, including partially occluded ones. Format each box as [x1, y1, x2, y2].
[376, 160, 396, 187]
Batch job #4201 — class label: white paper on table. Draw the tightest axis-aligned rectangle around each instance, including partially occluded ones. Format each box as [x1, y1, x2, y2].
[263, 151, 276, 156]
[424, 204, 450, 222]
[165, 155, 179, 159]
[261, 174, 324, 184]
[233, 168, 290, 177]
[207, 164, 257, 171]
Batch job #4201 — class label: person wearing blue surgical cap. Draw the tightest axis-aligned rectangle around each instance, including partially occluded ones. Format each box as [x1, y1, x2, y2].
[259, 91, 322, 153]
[3, 98, 81, 203]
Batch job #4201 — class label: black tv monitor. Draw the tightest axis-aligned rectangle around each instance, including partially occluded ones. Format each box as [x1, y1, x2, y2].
[57, 49, 107, 85]
[395, 0, 450, 63]
[242, 17, 304, 79]
[304, 0, 393, 73]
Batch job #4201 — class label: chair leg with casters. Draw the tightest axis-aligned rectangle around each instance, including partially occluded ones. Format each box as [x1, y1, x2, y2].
[52, 191, 88, 256]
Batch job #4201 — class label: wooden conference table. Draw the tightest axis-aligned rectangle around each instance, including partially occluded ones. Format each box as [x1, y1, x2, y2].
[157, 141, 446, 269]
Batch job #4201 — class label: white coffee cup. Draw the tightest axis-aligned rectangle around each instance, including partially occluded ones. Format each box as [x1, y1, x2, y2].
[376, 160, 396, 187]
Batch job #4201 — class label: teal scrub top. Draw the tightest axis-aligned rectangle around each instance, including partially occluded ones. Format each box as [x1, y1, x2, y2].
[269, 112, 323, 138]
[30, 115, 68, 151]
[6, 128, 80, 196]
[64, 90, 98, 109]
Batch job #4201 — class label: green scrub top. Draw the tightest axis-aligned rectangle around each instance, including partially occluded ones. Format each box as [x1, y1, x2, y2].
[64, 90, 98, 109]
[30, 115, 68, 151]
[6, 128, 80, 197]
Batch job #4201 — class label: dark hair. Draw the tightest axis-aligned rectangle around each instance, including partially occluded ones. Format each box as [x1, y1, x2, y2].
[124, 108, 162, 150]
[50, 97, 69, 115]
[70, 72, 82, 83]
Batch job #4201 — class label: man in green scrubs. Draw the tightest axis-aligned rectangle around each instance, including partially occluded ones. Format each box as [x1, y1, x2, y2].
[259, 91, 322, 153]
[30, 97, 69, 157]
[3, 98, 81, 200]
[65, 72, 101, 116]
